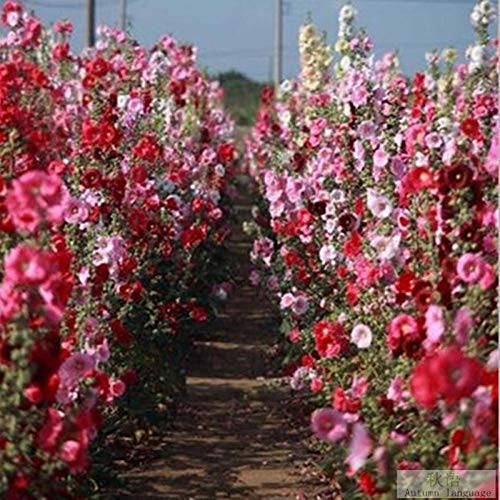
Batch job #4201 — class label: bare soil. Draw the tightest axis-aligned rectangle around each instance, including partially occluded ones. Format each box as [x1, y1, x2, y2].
[108, 183, 332, 499]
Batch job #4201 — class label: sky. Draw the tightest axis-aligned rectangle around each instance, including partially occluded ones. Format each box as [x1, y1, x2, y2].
[20, 0, 496, 81]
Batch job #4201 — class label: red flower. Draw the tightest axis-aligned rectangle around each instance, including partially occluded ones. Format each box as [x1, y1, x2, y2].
[358, 471, 379, 496]
[410, 347, 483, 408]
[313, 320, 347, 358]
[460, 117, 480, 139]
[217, 142, 234, 163]
[343, 231, 362, 258]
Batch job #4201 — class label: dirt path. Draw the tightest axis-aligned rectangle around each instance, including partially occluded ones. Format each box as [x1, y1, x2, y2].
[116, 182, 325, 499]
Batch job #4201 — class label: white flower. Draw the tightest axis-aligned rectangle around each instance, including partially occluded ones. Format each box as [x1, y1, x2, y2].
[339, 4, 356, 21]
[319, 245, 337, 265]
[478, 0, 494, 16]
[370, 234, 401, 260]
[366, 188, 392, 219]
[340, 55, 351, 71]
[351, 324, 373, 349]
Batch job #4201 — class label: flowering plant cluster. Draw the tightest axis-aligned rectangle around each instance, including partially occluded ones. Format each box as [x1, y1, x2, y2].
[246, 1, 497, 497]
[0, 1, 235, 497]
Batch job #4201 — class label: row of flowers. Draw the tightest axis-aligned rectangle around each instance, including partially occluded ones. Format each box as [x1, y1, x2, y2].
[0, 1, 235, 497]
[245, 1, 497, 497]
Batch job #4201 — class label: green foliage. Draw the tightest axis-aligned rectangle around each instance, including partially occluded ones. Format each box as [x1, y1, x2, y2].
[215, 71, 268, 126]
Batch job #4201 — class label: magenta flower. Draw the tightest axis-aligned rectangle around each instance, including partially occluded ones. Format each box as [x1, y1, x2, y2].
[311, 408, 348, 443]
[58, 352, 96, 389]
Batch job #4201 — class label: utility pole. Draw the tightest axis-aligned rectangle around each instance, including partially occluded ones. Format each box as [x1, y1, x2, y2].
[274, 0, 283, 91]
[119, 0, 127, 31]
[85, 0, 95, 47]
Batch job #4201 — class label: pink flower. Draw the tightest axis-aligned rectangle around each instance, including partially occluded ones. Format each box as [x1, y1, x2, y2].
[311, 408, 348, 443]
[454, 307, 473, 346]
[351, 375, 369, 398]
[345, 423, 373, 475]
[280, 292, 295, 309]
[6, 170, 70, 233]
[351, 324, 373, 349]
[4, 245, 50, 286]
[373, 147, 389, 168]
[310, 377, 324, 393]
[60, 440, 81, 464]
[387, 376, 409, 408]
[424, 304, 444, 345]
[58, 352, 95, 389]
[64, 198, 89, 224]
[387, 314, 421, 356]
[456, 253, 485, 284]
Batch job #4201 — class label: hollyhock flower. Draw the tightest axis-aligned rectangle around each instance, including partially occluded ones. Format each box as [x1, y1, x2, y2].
[478, 262, 495, 290]
[370, 234, 401, 260]
[366, 188, 392, 219]
[319, 244, 336, 265]
[4, 245, 50, 286]
[311, 408, 347, 443]
[387, 376, 410, 408]
[424, 304, 445, 345]
[351, 323, 373, 349]
[454, 307, 473, 346]
[6, 171, 70, 232]
[314, 320, 347, 358]
[373, 147, 389, 168]
[292, 295, 309, 315]
[310, 377, 324, 393]
[410, 347, 483, 408]
[58, 352, 95, 389]
[280, 292, 295, 309]
[387, 314, 421, 356]
[351, 375, 369, 398]
[64, 198, 89, 224]
[249, 270, 260, 286]
[346, 423, 373, 475]
[37, 408, 64, 452]
[456, 253, 485, 284]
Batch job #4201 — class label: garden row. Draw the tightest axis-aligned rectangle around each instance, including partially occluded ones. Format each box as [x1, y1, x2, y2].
[0, 1, 235, 497]
[246, 1, 498, 498]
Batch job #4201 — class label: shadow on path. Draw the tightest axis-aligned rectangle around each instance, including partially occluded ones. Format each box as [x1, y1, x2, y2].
[112, 180, 326, 499]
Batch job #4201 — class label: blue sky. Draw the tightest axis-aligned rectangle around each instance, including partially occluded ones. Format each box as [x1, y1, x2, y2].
[22, 0, 493, 81]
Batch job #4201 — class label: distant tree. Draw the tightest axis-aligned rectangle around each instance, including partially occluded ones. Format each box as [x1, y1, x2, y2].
[215, 71, 268, 126]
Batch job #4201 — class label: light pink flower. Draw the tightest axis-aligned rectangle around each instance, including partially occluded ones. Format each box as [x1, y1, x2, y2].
[425, 304, 445, 345]
[346, 423, 373, 475]
[351, 324, 373, 349]
[311, 408, 347, 443]
[367, 188, 392, 219]
[373, 147, 389, 168]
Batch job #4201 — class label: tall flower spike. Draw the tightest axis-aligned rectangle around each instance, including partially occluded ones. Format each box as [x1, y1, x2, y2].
[298, 22, 332, 94]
